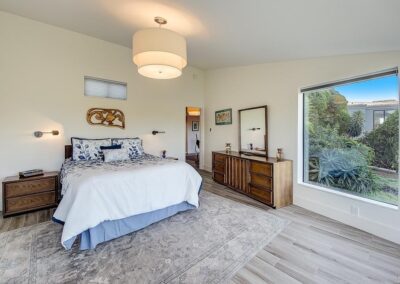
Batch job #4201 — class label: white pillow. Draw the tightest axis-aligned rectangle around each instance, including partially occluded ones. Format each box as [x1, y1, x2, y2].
[103, 148, 130, 162]
[71, 137, 111, 161]
[111, 138, 144, 159]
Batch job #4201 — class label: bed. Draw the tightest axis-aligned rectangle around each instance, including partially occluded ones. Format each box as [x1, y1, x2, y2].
[53, 144, 202, 250]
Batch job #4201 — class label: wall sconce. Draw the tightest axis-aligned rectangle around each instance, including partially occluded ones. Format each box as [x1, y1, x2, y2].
[152, 130, 166, 135]
[34, 130, 59, 138]
[248, 128, 261, 131]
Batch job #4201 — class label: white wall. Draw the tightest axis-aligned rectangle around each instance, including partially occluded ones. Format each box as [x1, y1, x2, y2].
[0, 11, 205, 207]
[204, 51, 400, 244]
[186, 115, 200, 154]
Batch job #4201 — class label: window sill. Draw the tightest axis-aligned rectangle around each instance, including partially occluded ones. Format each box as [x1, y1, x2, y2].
[297, 181, 399, 210]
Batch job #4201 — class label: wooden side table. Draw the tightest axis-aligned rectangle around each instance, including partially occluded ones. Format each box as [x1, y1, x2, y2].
[2, 172, 59, 217]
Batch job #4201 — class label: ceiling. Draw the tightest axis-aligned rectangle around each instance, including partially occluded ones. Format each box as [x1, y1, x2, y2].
[1, 0, 399, 69]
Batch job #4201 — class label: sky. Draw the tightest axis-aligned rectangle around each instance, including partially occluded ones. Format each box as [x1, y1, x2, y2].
[334, 75, 399, 103]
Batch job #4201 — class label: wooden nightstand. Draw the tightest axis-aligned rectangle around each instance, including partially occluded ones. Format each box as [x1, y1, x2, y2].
[2, 172, 59, 217]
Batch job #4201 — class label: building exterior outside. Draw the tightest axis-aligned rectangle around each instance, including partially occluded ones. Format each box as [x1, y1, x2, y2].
[347, 100, 398, 134]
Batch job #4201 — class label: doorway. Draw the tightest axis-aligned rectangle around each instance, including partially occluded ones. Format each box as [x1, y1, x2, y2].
[186, 107, 201, 169]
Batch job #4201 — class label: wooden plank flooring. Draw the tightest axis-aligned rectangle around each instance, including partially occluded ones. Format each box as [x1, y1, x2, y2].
[0, 208, 55, 233]
[200, 171, 400, 284]
[1, 170, 399, 283]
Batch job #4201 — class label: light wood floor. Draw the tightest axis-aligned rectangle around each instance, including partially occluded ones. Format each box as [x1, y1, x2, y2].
[1, 170, 399, 283]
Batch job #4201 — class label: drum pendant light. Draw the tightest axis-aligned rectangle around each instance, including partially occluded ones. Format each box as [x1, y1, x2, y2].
[132, 17, 187, 79]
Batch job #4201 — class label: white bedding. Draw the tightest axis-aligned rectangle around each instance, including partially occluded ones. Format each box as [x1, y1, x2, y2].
[53, 156, 202, 248]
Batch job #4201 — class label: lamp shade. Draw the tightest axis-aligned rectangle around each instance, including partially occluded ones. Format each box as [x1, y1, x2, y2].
[132, 28, 187, 79]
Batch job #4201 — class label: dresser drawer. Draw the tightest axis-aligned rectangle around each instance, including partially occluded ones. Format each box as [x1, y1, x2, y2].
[249, 162, 272, 177]
[5, 178, 56, 198]
[6, 191, 56, 213]
[213, 172, 225, 184]
[249, 186, 273, 205]
[213, 161, 225, 173]
[249, 173, 272, 189]
[214, 153, 226, 163]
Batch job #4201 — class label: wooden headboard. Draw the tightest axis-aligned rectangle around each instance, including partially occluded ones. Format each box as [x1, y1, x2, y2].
[65, 145, 72, 159]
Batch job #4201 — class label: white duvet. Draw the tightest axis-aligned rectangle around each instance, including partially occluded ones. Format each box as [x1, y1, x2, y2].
[53, 157, 202, 248]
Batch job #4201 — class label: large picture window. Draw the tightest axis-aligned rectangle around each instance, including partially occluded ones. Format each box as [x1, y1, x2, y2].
[302, 69, 399, 206]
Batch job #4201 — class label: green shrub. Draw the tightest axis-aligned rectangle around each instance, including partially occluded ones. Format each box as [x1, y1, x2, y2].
[305, 89, 379, 194]
[305, 90, 350, 136]
[361, 110, 399, 171]
[307, 125, 377, 194]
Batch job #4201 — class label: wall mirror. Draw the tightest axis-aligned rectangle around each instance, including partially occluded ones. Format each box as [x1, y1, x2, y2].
[239, 106, 268, 156]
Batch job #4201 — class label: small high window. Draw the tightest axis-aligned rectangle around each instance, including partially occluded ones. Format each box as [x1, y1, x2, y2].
[84, 76, 127, 100]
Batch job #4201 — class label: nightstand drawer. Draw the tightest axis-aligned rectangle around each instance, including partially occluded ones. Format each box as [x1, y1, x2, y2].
[5, 178, 56, 198]
[6, 191, 56, 213]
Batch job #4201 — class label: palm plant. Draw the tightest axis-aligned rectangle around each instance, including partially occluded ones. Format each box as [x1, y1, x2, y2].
[347, 111, 364, 137]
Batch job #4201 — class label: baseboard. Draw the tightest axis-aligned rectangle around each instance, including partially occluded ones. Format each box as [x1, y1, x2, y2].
[294, 195, 400, 245]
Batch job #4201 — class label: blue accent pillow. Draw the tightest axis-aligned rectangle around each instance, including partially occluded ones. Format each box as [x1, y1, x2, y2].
[111, 138, 144, 159]
[100, 145, 122, 150]
[71, 137, 111, 161]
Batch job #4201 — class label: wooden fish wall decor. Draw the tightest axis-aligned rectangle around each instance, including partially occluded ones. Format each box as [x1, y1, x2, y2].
[86, 108, 125, 129]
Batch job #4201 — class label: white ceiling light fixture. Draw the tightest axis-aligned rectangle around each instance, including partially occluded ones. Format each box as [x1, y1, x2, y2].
[132, 17, 187, 79]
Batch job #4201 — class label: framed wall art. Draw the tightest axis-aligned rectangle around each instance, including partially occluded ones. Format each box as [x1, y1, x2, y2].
[86, 108, 125, 129]
[215, 108, 232, 125]
[192, 121, 199, 131]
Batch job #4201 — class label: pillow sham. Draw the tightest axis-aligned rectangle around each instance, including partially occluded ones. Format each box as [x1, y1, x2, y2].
[71, 138, 111, 161]
[103, 148, 130, 162]
[111, 138, 144, 159]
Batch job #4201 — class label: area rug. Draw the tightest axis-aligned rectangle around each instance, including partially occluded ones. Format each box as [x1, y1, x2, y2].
[0, 191, 287, 283]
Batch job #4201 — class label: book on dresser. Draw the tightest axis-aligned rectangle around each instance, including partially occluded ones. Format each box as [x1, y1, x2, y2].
[2, 171, 59, 217]
[19, 169, 44, 178]
[212, 151, 293, 208]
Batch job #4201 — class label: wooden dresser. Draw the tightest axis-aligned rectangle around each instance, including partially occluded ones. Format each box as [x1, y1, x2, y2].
[2, 172, 59, 217]
[212, 151, 293, 208]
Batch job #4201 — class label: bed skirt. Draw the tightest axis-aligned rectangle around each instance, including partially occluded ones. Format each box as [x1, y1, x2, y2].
[54, 201, 196, 250]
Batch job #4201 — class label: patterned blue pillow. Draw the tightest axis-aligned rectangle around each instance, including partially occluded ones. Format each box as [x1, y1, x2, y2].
[71, 138, 111, 161]
[111, 138, 144, 159]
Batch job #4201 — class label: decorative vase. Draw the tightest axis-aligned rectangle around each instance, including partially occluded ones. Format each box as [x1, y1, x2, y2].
[162, 150, 166, 158]
[225, 143, 231, 153]
[276, 148, 283, 161]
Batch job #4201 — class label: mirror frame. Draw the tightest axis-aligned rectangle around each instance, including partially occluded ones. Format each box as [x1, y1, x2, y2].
[238, 105, 268, 157]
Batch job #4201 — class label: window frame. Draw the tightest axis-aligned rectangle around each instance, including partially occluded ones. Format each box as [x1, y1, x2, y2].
[297, 68, 399, 210]
[373, 110, 385, 129]
[373, 109, 397, 129]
